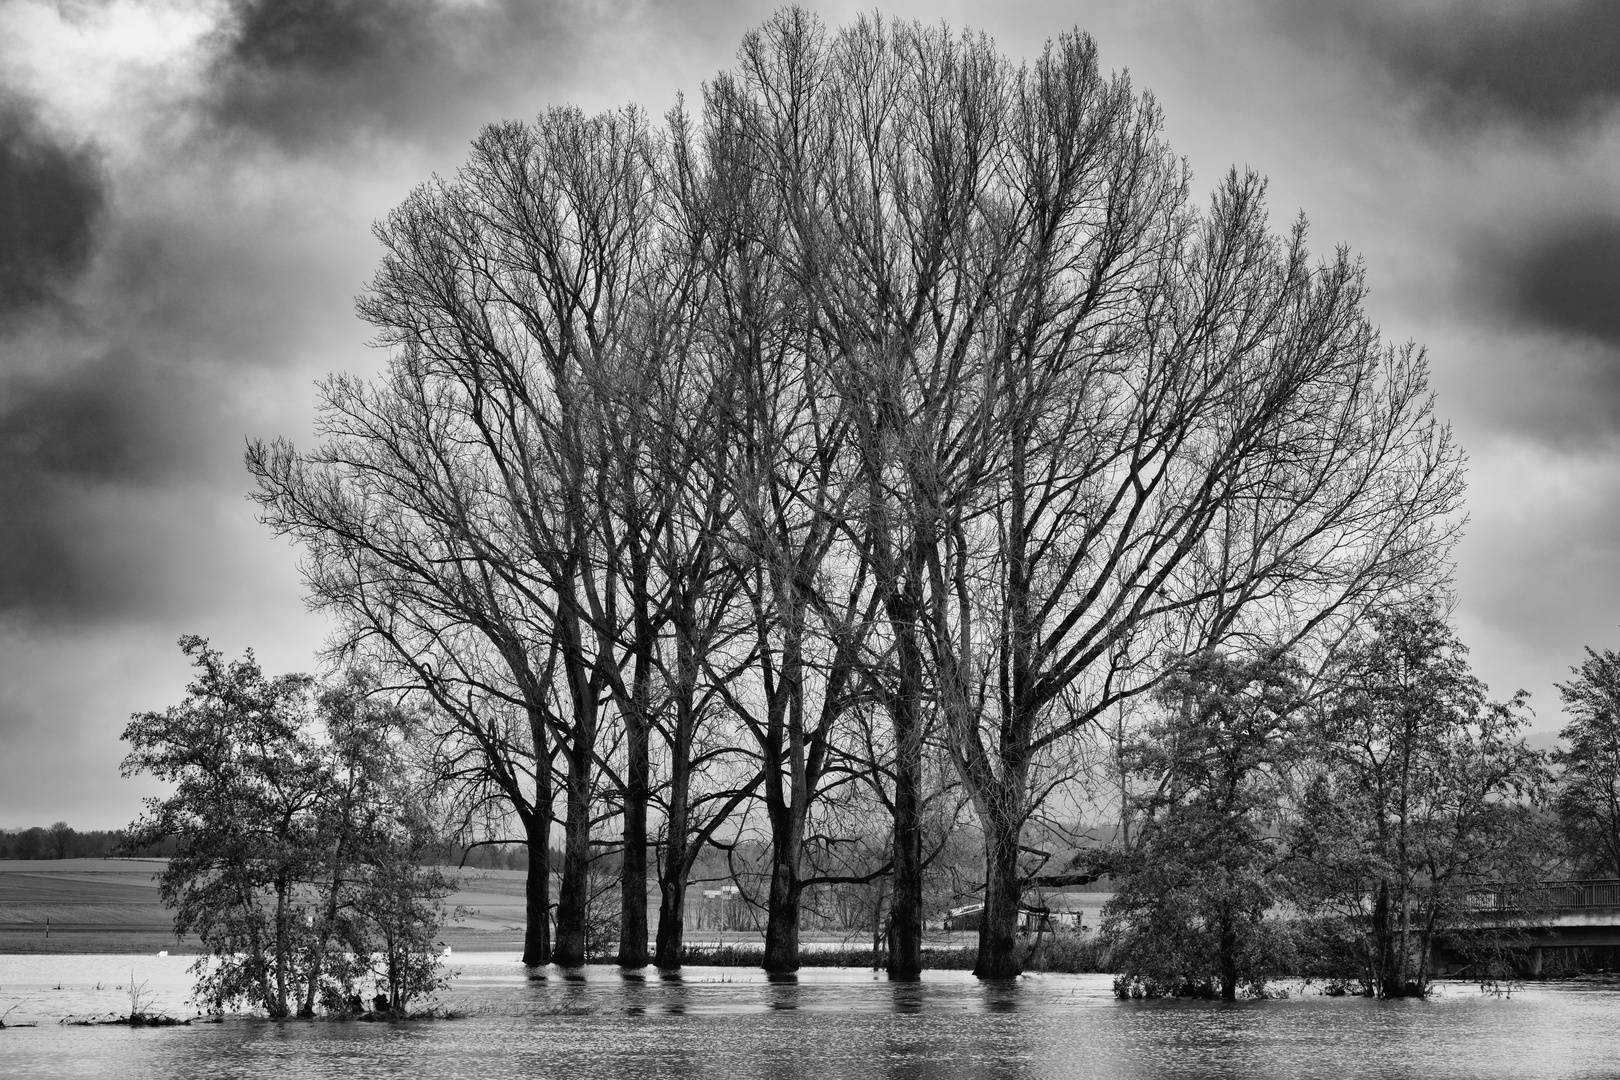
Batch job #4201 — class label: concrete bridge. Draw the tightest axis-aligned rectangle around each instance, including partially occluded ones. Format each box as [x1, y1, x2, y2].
[1470, 879, 1620, 976]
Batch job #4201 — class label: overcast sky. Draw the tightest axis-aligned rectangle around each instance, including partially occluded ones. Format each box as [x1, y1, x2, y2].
[2, 0, 1617, 828]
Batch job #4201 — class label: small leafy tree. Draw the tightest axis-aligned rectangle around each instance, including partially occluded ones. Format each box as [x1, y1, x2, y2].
[1554, 647, 1620, 876]
[1104, 649, 1303, 1000]
[122, 637, 449, 1017]
[1292, 605, 1548, 997]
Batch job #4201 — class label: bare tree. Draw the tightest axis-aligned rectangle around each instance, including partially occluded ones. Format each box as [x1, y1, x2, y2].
[254, 9, 1464, 984]
[716, 10, 1463, 978]
[254, 106, 668, 966]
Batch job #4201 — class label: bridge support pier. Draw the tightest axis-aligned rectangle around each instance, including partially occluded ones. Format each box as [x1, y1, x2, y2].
[1529, 947, 1543, 978]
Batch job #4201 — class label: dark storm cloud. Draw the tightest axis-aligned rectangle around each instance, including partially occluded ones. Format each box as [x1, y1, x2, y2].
[1456, 214, 1620, 444]
[0, 91, 106, 318]
[1496, 217, 1620, 346]
[205, 0, 582, 148]
[0, 350, 205, 486]
[0, 348, 222, 623]
[1273, 0, 1620, 132]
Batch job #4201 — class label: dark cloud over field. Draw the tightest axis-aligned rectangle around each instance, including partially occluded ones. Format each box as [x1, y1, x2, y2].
[0, 91, 104, 318]
[1493, 216, 1620, 347]
[1275, 0, 1620, 132]
[205, 0, 584, 147]
[1454, 213, 1620, 442]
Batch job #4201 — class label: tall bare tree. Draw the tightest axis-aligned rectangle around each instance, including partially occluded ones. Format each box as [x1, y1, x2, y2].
[715, 9, 1463, 978]
[255, 8, 1465, 983]
[254, 106, 667, 966]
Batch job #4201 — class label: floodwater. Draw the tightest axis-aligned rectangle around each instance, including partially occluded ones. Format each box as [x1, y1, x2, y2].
[2, 954, 1618, 1079]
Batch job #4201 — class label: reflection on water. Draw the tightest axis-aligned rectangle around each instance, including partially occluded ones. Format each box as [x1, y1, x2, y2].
[3, 955, 1620, 1079]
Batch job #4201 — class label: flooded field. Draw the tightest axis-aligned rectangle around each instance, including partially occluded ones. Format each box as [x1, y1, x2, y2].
[3, 955, 1620, 1079]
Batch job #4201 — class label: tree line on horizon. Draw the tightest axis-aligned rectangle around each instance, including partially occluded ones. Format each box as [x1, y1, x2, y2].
[0, 824, 175, 861]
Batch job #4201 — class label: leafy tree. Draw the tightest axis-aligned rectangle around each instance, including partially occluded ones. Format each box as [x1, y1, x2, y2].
[1292, 605, 1547, 997]
[1104, 649, 1303, 1000]
[122, 637, 448, 1017]
[1554, 647, 1620, 876]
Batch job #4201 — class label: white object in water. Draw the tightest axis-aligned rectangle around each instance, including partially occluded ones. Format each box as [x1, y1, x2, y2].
[442, 946, 453, 956]
[157, 950, 168, 957]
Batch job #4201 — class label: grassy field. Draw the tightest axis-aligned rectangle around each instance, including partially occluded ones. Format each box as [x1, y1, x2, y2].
[0, 859, 537, 955]
[2, 860, 1111, 958]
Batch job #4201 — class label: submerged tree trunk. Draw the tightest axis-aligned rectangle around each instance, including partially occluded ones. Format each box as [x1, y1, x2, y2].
[618, 703, 650, 967]
[888, 754, 923, 979]
[976, 806, 1024, 979]
[521, 810, 553, 966]
[654, 617, 700, 969]
[887, 657, 924, 980]
[554, 657, 596, 966]
[1219, 914, 1239, 1002]
[1372, 878, 1406, 998]
[877, 520, 927, 980]
[520, 699, 555, 967]
[654, 855, 690, 969]
[652, 739, 692, 969]
[555, 742, 592, 965]
[271, 876, 292, 1018]
[763, 824, 804, 973]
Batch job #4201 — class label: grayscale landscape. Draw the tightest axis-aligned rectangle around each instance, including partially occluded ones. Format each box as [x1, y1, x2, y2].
[4, 2, 1620, 1077]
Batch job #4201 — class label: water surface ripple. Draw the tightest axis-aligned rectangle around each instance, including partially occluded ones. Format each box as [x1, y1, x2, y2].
[2, 954, 1616, 1079]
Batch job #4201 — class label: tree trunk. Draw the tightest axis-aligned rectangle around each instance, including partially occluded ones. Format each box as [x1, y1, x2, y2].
[1373, 878, 1407, 998]
[271, 876, 292, 1018]
[618, 703, 650, 967]
[975, 808, 1023, 979]
[654, 864, 690, 969]
[553, 582, 598, 968]
[654, 614, 701, 969]
[763, 838, 802, 973]
[554, 721, 594, 966]
[887, 687, 924, 980]
[884, 542, 926, 981]
[654, 733, 694, 968]
[302, 837, 348, 1017]
[1219, 914, 1238, 1002]
[521, 808, 553, 966]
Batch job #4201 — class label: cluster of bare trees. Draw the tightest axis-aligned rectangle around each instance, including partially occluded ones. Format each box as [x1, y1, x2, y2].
[248, 10, 1462, 979]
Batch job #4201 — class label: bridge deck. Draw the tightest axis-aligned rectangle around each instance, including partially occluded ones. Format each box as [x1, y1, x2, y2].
[1471, 879, 1620, 949]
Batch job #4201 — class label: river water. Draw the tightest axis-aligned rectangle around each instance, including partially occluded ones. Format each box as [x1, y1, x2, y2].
[2, 954, 1617, 1079]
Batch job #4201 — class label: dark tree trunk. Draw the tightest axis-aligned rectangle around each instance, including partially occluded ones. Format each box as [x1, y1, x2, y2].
[975, 807, 1023, 979]
[654, 696, 694, 969]
[887, 663, 924, 980]
[1219, 915, 1238, 1002]
[1372, 879, 1409, 998]
[883, 538, 926, 980]
[521, 811, 553, 966]
[554, 716, 594, 967]
[614, 553, 656, 968]
[553, 583, 599, 968]
[654, 863, 690, 969]
[760, 601, 809, 975]
[654, 613, 701, 969]
[888, 759, 923, 979]
[521, 700, 555, 967]
[763, 839, 803, 974]
[618, 704, 650, 967]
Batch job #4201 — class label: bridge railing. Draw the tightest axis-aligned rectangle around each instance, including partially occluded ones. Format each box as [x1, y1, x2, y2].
[1475, 879, 1620, 912]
